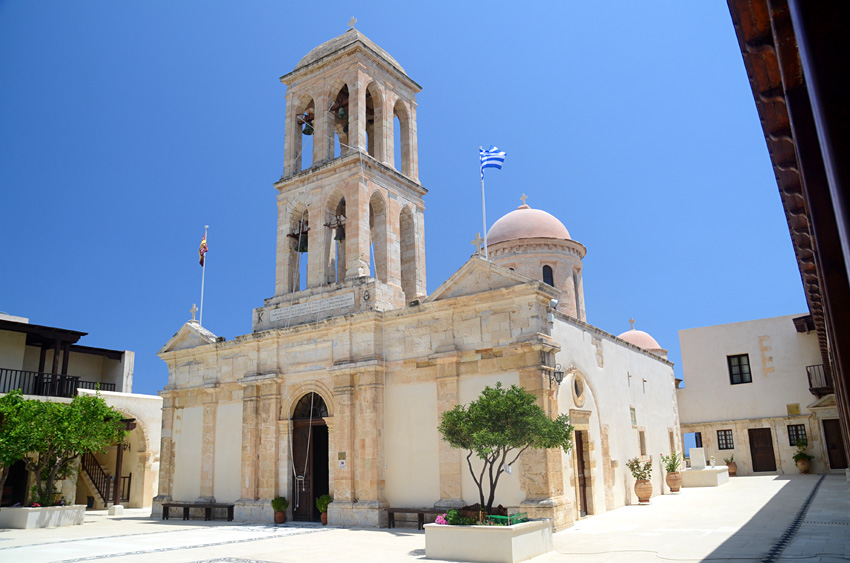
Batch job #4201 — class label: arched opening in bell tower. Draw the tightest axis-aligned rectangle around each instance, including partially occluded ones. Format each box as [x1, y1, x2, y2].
[369, 191, 388, 283]
[325, 192, 346, 284]
[330, 85, 350, 158]
[365, 82, 384, 160]
[287, 205, 310, 292]
[393, 100, 410, 176]
[296, 96, 315, 171]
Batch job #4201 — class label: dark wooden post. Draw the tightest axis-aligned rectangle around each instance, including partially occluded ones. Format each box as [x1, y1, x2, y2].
[51, 339, 61, 395]
[113, 419, 137, 505]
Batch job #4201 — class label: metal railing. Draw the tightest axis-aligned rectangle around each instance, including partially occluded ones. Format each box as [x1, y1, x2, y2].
[81, 453, 111, 503]
[120, 474, 131, 503]
[0, 368, 115, 398]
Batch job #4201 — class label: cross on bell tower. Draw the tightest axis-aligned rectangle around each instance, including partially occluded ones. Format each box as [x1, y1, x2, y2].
[259, 28, 427, 330]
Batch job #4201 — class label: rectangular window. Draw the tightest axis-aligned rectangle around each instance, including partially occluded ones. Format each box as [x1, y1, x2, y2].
[727, 354, 752, 385]
[639, 430, 647, 456]
[695, 432, 703, 448]
[717, 429, 734, 450]
[788, 424, 807, 447]
[630, 407, 637, 427]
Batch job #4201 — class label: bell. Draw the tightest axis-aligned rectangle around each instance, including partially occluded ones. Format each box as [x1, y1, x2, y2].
[334, 224, 345, 241]
[295, 233, 308, 253]
[337, 107, 347, 119]
[302, 123, 314, 135]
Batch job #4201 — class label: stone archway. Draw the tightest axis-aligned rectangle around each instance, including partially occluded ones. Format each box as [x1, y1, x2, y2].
[290, 392, 329, 521]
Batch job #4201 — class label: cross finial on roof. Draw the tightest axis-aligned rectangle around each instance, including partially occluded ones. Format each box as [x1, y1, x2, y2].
[520, 193, 528, 206]
[628, 317, 635, 330]
[191, 304, 198, 322]
[348, 17, 357, 29]
[472, 233, 484, 254]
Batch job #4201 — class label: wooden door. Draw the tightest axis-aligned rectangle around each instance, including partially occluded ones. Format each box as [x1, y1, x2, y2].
[575, 431, 588, 517]
[748, 428, 776, 472]
[292, 423, 314, 521]
[822, 419, 848, 470]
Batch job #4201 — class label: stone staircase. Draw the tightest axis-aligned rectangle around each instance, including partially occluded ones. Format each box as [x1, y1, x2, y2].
[79, 453, 109, 509]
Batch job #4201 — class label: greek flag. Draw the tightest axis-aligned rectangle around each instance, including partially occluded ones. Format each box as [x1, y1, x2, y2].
[479, 146, 506, 179]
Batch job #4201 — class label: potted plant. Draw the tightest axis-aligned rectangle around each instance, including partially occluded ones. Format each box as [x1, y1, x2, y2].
[315, 494, 333, 525]
[626, 457, 653, 503]
[661, 452, 682, 492]
[271, 495, 288, 524]
[793, 439, 814, 474]
[723, 454, 737, 476]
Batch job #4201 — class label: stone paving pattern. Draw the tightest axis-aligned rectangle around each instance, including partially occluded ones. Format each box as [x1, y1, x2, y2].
[1, 475, 847, 562]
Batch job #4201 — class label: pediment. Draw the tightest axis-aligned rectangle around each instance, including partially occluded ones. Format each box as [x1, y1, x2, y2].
[159, 321, 218, 355]
[426, 255, 537, 302]
[807, 394, 837, 410]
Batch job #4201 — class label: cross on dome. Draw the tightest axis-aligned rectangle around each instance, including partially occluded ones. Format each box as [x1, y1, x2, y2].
[520, 193, 528, 206]
[471, 233, 484, 254]
[348, 17, 357, 29]
[191, 304, 198, 322]
[628, 317, 635, 330]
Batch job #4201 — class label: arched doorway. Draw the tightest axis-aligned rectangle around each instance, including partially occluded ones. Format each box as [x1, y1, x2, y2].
[291, 392, 329, 521]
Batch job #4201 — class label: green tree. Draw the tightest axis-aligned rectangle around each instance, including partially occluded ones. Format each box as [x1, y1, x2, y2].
[438, 382, 574, 513]
[17, 393, 127, 505]
[0, 390, 29, 497]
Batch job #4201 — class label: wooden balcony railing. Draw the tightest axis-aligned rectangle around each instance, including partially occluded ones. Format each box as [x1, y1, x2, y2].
[806, 364, 833, 398]
[0, 368, 115, 398]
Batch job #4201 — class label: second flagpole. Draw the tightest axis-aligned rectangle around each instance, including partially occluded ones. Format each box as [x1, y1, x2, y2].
[200, 225, 208, 325]
[479, 147, 489, 260]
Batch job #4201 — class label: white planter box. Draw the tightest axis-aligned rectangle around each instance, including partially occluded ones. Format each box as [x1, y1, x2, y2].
[0, 505, 86, 529]
[424, 519, 553, 563]
[681, 466, 730, 487]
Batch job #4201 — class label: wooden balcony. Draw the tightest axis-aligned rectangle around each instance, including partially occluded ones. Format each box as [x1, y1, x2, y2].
[806, 364, 833, 398]
[0, 368, 115, 398]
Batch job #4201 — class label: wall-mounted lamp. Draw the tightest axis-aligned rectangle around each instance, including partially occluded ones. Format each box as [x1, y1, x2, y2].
[549, 363, 565, 387]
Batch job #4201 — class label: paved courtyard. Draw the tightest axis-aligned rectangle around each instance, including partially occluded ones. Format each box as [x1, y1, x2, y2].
[1, 474, 847, 563]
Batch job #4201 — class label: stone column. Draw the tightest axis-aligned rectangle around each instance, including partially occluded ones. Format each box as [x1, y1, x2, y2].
[258, 383, 280, 500]
[324, 417, 336, 499]
[328, 372, 355, 526]
[275, 201, 294, 296]
[436, 359, 463, 508]
[308, 202, 328, 289]
[277, 419, 291, 507]
[240, 384, 260, 500]
[381, 92, 395, 166]
[414, 206, 427, 298]
[283, 93, 300, 177]
[518, 362, 573, 530]
[351, 368, 387, 526]
[345, 176, 370, 279]
[313, 91, 332, 164]
[347, 69, 366, 151]
[152, 396, 174, 516]
[406, 102, 419, 181]
[198, 390, 217, 502]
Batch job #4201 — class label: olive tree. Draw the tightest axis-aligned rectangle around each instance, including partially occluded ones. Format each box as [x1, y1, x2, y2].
[438, 382, 574, 513]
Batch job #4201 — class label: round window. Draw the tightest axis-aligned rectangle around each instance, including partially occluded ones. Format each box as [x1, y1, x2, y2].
[572, 373, 585, 407]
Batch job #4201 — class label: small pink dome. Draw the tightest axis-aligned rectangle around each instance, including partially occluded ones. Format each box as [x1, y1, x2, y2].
[487, 204, 571, 245]
[618, 329, 662, 350]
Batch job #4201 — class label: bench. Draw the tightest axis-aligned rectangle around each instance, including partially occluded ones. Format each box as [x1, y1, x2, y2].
[162, 502, 234, 522]
[386, 507, 444, 530]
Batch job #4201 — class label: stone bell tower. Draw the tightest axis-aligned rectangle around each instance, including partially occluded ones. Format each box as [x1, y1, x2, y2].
[253, 26, 427, 332]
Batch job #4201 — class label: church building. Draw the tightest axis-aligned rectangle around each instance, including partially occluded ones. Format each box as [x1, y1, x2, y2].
[155, 28, 681, 530]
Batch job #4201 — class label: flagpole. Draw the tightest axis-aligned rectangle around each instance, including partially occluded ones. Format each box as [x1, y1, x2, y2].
[479, 147, 489, 260]
[200, 225, 208, 325]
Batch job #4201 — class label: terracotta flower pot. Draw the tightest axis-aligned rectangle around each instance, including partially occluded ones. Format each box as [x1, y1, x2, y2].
[634, 479, 652, 503]
[665, 471, 682, 493]
[321, 512, 328, 525]
[796, 458, 811, 474]
[274, 511, 286, 524]
[727, 461, 737, 476]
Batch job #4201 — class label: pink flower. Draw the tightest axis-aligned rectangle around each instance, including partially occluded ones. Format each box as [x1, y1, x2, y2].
[435, 513, 448, 525]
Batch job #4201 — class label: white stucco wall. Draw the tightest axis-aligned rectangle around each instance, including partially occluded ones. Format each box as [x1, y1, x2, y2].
[0, 329, 26, 369]
[172, 405, 203, 501]
[677, 314, 820, 423]
[553, 316, 679, 512]
[214, 402, 243, 502]
[384, 382, 440, 506]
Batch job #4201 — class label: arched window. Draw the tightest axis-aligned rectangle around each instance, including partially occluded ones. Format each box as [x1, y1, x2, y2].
[369, 192, 388, 283]
[393, 100, 410, 175]
[292, 393, 328, 419]
[330, 85, 349, 158]
[543, 265, 554, 286]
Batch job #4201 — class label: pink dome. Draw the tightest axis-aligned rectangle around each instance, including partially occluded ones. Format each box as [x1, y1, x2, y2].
[487, 204, 571, 245]
[618, 329, 662, 350]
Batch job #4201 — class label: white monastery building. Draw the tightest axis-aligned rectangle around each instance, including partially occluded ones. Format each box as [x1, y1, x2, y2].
[678, 314, 848, 475]
[155, 28, 682, 529]
[0, 312, 162, 510]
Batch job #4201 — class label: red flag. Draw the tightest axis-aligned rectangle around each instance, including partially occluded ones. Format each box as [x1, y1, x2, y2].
[199, 233, 208, 267]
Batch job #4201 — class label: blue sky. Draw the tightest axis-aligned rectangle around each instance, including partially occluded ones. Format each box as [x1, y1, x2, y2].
[0, 2, 805, 397]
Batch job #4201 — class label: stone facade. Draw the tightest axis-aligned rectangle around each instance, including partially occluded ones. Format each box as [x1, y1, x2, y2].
[156, 28, 682, 530]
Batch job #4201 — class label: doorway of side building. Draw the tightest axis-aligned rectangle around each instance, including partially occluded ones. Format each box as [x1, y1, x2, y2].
[822, 419, 848, 470]
[291, 392, 329, 522]
[575, 430, 591, 517]
[748, 428, 777, 472]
